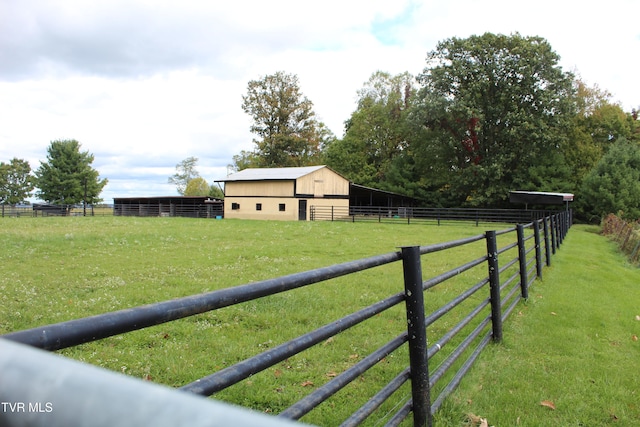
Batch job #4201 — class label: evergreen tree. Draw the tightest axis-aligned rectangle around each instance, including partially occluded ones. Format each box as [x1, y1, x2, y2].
[34, 140, 108, 206]
[580, 139, 640, 221]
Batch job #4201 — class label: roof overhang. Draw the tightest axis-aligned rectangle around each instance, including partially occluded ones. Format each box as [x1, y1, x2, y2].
[215, 165, 329, 182]
[509, 191, 574, 206]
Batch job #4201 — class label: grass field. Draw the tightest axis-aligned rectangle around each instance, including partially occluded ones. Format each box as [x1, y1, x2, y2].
[433, 225, 640, 426]
[1, 217, 637, 426]
[1, 216, 499, 425]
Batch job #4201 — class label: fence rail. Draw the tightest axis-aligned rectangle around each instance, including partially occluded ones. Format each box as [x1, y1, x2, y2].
[0, 203, 224, 218]
[311, 205, 564, 226]
[3, 204, 568, 225]
[0, 211, 572, 427]
[0, 204, 114, 217]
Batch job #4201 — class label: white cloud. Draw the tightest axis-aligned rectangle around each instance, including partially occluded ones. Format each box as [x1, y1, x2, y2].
[1, 0, 638, 203]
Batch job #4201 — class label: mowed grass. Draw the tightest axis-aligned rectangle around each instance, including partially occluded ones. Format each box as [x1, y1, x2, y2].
[434, 224, 640, 426]
[2, 217, 636, 426]
[0, 216, 498, 425]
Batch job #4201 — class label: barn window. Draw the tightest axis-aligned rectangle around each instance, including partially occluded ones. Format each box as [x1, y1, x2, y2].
[232, 203, 240, 210]
[256, 203, 262, 211]
[279, 203, 286, 211]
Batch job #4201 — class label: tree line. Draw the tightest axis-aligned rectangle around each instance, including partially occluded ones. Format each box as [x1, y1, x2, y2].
[3, 33, 638, 221]
[235, 33, 640, 221]
[0, 140, 107, 210]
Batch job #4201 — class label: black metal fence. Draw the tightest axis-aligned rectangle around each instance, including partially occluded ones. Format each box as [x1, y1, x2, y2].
[311, 205, 561, 226]
[0, 203, 223, 218]
[0, 211, 572, 427]
[0, 204, 113, 217]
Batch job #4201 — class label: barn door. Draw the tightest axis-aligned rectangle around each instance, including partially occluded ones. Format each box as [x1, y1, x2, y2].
[298, 200, 307, 221]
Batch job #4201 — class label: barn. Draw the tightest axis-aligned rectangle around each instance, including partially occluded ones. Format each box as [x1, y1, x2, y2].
[113, 196, 223, 218]
[215, 165, 350, 221]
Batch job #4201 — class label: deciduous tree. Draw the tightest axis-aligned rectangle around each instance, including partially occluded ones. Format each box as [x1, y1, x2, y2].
[0, 158, 34, 205]
[184, 177, 210, 196]
[324, 71, 422, 192]
[415, 33, 575, 207]
[241, 71, 330, 167]
[565, 79, 633, 188]
[169, 156, 200, 195]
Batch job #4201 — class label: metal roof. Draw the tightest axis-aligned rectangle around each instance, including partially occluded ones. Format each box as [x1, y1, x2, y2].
[509, 191, 574, 205]
[215, 165, 328, 182]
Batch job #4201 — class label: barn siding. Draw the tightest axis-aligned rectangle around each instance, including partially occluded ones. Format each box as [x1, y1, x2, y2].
[296, 168, 349, 197]
[224, 181, 294, 197]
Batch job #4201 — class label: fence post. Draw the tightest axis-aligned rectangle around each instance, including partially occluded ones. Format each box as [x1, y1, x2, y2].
[516, 224, 529, 299]
[543, 217, 551, 266]
[401, 246, 431, 427]
[485, 231, 503, 342]
[533, 220, 543, 279]
[557, 213, 564, 245]
[550, 215, 557, 254]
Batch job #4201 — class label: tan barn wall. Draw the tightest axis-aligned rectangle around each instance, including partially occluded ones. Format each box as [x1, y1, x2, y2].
[223, 196, 349, 221]
[296, 168, 349, 197]
[224, 197, 298, 220]
[224, 181, 294, 197]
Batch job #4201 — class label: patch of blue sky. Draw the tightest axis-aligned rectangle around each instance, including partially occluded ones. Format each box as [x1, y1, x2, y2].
[371, 3, 418, 46]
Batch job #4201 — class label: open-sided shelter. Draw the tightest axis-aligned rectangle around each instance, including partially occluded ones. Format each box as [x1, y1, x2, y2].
[113, 196, 223, 218]
[215, 165, 349, 220]
[509, 191, 574, 210]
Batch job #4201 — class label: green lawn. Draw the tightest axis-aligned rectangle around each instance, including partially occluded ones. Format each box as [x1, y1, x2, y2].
[434, 224, 640, 426]
[0, 217, 496, 425]
[1, 217, 637, 426]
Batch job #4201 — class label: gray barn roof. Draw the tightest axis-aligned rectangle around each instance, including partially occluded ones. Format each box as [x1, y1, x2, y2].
[215, 165, 330, 182]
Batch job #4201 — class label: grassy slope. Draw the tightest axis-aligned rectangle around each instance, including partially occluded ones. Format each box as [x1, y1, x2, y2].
[434, 224, 640, 426]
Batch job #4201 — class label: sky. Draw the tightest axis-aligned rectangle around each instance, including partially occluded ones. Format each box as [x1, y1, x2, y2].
[1, 0, 639, 203]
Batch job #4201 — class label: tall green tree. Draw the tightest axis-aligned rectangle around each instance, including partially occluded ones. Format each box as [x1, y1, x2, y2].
[231, 151, 261, 172]
[183, 177, 210, 196]
[565, 79, 634, 188]
[325, 71, 420, 191]
[0, 158, 34, 205]
[168, 156, 200, 195]
[415, 33, 575, 207]
[580, 138, 640, 221]
[34, 139, 108, 205]
[209, 184, 224, 199]
[241, 71, 331, 168]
